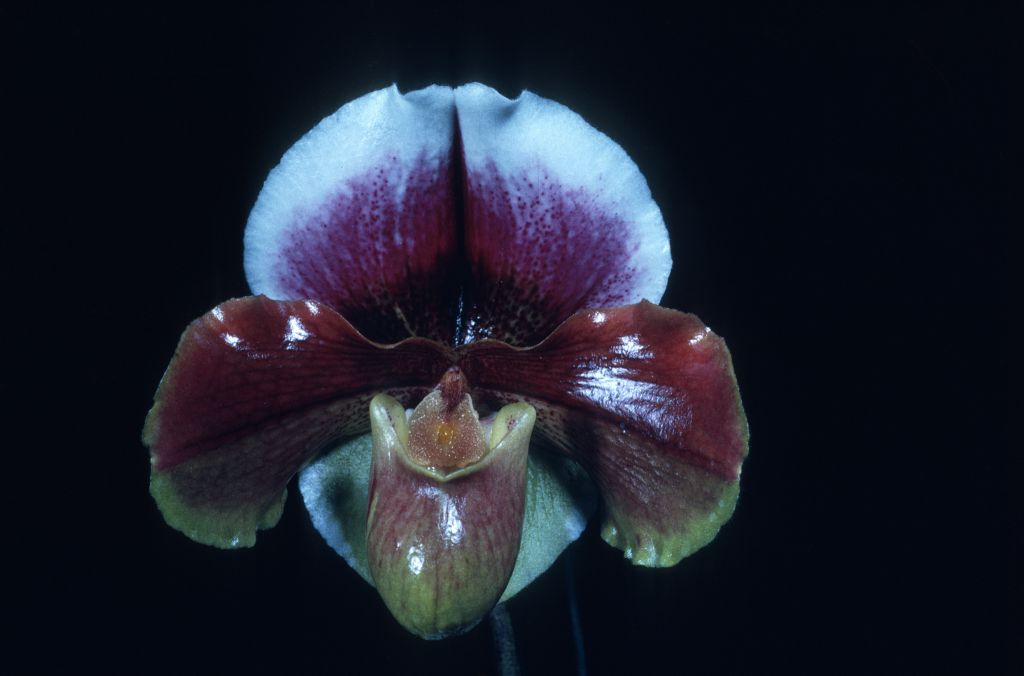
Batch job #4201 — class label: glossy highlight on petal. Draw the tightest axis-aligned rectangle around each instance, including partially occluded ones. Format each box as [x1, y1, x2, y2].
[460, 301, 749, 566]
[143, 295, 452, 548]
[146, 82, 748, 638]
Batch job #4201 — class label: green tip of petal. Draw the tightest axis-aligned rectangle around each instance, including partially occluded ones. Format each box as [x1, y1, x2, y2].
[601, 479, 740, 568]
[149, 467, 286, 549]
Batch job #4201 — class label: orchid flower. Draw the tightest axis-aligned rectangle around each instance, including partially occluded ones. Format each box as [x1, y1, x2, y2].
[143, 83, 749, 640]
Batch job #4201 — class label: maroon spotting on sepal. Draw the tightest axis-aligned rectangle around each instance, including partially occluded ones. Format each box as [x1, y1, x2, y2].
[143, 295, 452, 548]
[452, 84, 672, 347]
[365, 387, 535, 639]
[244, 86, 461, 345]
[144, 84, 750, 644]
[460, 301, 749, 566]
[244, 85, 672, 349]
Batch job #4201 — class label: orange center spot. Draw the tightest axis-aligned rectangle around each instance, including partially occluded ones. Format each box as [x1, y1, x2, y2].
[407, 390, 489, 474]
[434, 420, 457, 449]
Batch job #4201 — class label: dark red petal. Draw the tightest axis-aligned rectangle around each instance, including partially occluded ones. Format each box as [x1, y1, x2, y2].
[454, 84, 672, 346]
[460, 301, 748, 566]
[244, 86, 460, 344]
[143, 295, 452, 548]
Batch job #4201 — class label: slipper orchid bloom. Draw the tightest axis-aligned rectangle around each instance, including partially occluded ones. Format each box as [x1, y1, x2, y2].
[143, 83, 749, 640]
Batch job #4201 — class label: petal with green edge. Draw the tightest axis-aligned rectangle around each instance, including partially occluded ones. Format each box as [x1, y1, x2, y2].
[460, 301, 749, 567]
[143, 295, 451, 548]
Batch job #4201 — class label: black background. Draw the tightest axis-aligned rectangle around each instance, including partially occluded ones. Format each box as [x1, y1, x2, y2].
[6, 3, 1009, 674]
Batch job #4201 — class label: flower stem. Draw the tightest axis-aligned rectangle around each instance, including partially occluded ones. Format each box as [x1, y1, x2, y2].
[566, 551, 587, 676]
[489, 602, 520, 676]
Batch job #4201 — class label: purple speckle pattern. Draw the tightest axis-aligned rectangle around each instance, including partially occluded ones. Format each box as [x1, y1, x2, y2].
[274, 150, 460, 344]
[462, 160, 640, 346]
[266, 150, 645, 348]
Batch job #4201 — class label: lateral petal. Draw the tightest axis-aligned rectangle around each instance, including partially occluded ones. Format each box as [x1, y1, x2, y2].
[143, 295, 451, 548]
[244, 85, 460, 343]
[454, 83, 672, 346]
[460, 301, 748, 566]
